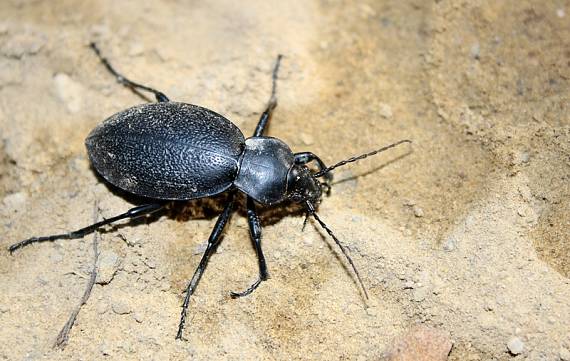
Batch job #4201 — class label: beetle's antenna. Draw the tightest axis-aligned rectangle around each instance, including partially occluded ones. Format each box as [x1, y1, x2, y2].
[305, 201, 369, 300]
[315, 139, 411, 178]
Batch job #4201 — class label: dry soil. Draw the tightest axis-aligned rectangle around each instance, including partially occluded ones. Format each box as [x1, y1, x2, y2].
[0, 1, 569, 360]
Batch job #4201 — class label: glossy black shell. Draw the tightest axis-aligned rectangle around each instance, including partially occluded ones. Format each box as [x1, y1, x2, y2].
[85, 102, 245, 200]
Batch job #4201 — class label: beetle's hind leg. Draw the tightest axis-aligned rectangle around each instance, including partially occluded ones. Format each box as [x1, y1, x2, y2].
[253, 54, 283, 137]
[176, 193, 236, 340]
[230, 197, 268, 298]
[8, 204, 164, 253]
[89, 42, 170, 103]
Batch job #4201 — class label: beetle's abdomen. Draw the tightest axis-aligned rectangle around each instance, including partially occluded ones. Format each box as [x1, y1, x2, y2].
[86, 102, 245, 200]
[234, 137, 295, 205]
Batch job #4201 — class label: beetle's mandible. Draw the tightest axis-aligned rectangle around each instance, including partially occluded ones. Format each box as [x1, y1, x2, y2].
[9, 43, 411, 340]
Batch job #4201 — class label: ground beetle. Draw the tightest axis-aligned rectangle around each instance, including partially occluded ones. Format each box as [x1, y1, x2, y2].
[9, 43, 411, 339]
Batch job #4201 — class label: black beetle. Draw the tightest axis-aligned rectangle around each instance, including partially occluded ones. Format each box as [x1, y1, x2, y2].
[9, 43, 410, 340]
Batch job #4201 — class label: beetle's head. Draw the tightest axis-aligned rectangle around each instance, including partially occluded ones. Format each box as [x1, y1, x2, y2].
[286, 165, 323, 205]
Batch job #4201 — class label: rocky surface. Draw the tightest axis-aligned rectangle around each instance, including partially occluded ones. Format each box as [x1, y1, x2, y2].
[1, 1, 568, 360]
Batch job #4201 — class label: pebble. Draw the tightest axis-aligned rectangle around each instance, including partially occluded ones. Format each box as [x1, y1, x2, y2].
[442, 236, 457, 251]
[99, 342, 112, 356]
[53, 73, 84, 113]
[413, 206, 424, 218]
[2, 192, 27, 212]
[507, 337, 524, 355]
[470, 43, 481, 60]
[0, 29, 46, 58]
[403, 199, 416, 206]
[96, 250, 121, 284]
[128, 42, 145, 57]
[413, 287, 428, 302]
[0, 60, 23, 86]
[378, 103, 393, 118]
[560, 347, 570, 361]
[132, 312, 144, 323]
[112, 301, 132, 315]
[96, 301, 109, 315]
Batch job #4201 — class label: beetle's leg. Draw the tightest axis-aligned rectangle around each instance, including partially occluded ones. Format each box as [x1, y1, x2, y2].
[230, 197, 268, 298]
[294, 152, 333, 193]
[176, 192, 235, 340]
[8, 204, 164, 253]
[90, 42, 170, 103]
[253, 54, 283, 137]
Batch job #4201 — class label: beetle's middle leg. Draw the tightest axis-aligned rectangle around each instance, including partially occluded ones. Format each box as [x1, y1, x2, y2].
[230, 196, 268, 298]
[90, 42, 170, 103]
[176, 192, 236, 340]
[253, 54, 283, 137]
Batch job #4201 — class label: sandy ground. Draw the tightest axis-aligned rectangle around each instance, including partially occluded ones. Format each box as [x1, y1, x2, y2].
[1, 1, 569, 360]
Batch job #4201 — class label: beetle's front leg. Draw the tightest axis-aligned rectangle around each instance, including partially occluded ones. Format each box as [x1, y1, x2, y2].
[230, 197, 268, 298]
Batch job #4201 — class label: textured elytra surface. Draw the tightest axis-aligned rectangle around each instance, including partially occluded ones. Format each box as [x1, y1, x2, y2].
[86, 102, 245, 200]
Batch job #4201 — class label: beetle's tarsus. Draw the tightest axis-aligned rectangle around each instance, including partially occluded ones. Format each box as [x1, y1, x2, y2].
[230, 277, 263, 299]
[90, 42, 170, 103]
[253, 54, 284, 137]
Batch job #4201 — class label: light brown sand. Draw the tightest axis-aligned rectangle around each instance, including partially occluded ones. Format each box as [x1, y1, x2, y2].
[1, 1, 568, 360]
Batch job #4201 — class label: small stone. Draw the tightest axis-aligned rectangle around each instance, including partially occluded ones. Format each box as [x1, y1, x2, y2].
[507, 337, 524, 355]
[128, 42, 144, 57]
[378, 103, 393, 118]
[560, 347, 570, 361]
[2, 192, 27, 212]
[413, 287, 428, 302]
[556, 8, 565, 18]
[413, 206, 424, 218]
[132, 312, 144, 323]
[470, 43, 480, 60]
[0, 60, 23, 86]
[112, 301, 131, 315]
[99, 342, 112, 356]
[517, 208, 526, 217]
[442, 236, 457, 251]
[96, 301, 109, 315]
[53, 73, 84, 113]
[96, 250, 121, 285]
[0, 29, 46, 58]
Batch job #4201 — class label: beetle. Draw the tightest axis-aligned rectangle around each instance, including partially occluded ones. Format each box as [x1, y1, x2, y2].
[9, 43, 411, 339]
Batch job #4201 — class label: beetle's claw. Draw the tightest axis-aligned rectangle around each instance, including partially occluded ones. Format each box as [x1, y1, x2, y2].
[230, 277, 263, 299]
